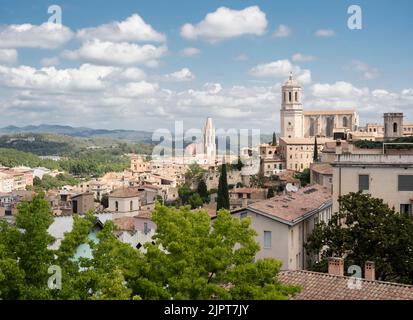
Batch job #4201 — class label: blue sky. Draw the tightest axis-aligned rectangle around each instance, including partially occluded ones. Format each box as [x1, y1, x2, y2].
[0, 0, 412, 132]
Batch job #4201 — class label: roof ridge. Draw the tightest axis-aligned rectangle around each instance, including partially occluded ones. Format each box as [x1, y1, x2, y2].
[279, 270, 413, 289]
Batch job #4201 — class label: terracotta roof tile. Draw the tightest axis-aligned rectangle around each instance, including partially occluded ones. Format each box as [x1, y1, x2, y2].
[279, 270, 413, 300]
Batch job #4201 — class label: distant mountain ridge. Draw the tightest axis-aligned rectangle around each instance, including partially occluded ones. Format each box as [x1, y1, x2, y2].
[0, 124, 154, 143]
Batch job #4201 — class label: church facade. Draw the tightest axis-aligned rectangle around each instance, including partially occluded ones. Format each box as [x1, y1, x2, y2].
[280, 74, 358, 139]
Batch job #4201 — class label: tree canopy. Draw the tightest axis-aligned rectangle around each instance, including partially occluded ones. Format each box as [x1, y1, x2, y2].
[305, 192, 413, 284]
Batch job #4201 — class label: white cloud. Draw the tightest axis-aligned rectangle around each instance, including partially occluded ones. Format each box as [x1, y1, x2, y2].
[180, 6, 267, 42]
[273, 24, 291, 38]
[311, 81, 367, 98]
[314, 29, 336, 37]
[160, 68, 195, 82]
[0, 49, 17, 65]
[41, 57, 60, 67]
[117, 81, 159, 97]
[0, 63, 116, 91]
[63, 39, 167, 67]
[234, 54, 248, 61]
[77, 14, 165, 42]
[347, 60, 379, 80]
[292, 53, 316, 62]
[249, 59, 312, 84]
[180, 47, 201, 57]
[0, 22, 73, 49]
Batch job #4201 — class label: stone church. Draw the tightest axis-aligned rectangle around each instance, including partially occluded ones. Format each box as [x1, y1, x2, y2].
[280, 73, 358, 139]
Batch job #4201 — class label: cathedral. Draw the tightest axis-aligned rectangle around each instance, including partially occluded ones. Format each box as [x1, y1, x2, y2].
[280, 73, 358, 139]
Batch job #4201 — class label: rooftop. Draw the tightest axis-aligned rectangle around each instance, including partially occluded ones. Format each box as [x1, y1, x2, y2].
[248, 185, 331, 225]
[303, 109, 356, 116]
[280, 137, 333, 145]
[310, 163, 333, 175]
[229, 188, 266, 194]
[110, 187, 141, 198]
[279, 270, 413, 300]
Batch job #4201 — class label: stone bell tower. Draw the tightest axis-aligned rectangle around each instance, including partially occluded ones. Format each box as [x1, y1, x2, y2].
[280, 73, 304, 138]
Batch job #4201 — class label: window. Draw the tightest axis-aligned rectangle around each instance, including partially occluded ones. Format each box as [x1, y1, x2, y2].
[288, 92, 292, 102]
[358, 175, 369, 191]
[264, 231, 272, 249]
[398, 175, 413, 191]
[72, 200, 78, 214]
[130, 200, 133, 211]
[295, 91, 298, 102]
[400, 204, 412, 214]
[393, 122, 398, 133]
[115, 201, 119, 212]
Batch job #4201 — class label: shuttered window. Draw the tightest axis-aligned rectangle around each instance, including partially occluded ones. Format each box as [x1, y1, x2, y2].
[398, 175, 413, 191]
[264, 231, 272, 249]
[358, 175, 369, 191]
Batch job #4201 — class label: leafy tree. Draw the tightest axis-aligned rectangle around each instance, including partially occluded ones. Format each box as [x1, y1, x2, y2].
[313, 136, 318, 161]
[100, 194, 109, 208]
[305, 192, 413, 283]
[272, 132, 277, 146]
[145, 205, 300, 299]
[295, 169, 310, 187]
[178, 184, 193, 206]
[217, 163, 230, 210]
[185, 163, 206, 184]
[197, 179, 209, 203]
[188, 193, 204, 209]
[267, 188, 275, 199]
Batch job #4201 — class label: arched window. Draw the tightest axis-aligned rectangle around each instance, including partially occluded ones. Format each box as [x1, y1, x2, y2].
[130, 200, 133, 211]
[393, 122, 398, 133]
[295, 92, 298, 102]
[342, 117, 348, 127]
[288, 92, 292, 102]
[283, 92, 286, 102]
[115, 201, 118, 212]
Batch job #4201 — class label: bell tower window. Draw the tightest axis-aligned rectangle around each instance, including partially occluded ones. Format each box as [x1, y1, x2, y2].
[289, 92, 292, 102]
[295, 92, 298, 102]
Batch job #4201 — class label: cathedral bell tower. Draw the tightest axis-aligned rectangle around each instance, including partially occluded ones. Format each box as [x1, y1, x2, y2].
[280, 73, 304, 138]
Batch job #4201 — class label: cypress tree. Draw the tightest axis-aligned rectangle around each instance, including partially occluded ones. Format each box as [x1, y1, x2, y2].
[217, 163, 230, 210]
[197, 179, 209, 202]
[313, 136, 318, 162]
[272, 132, 277, 146]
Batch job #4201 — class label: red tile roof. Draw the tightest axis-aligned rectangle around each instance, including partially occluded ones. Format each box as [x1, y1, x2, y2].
[279, 270, 413, 300]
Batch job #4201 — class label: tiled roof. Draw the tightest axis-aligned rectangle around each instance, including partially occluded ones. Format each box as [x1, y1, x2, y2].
[113, 216, 135, 231]
[310, 163, 333, 175]
[279, 270, 413, 300]
[280, 137, 334, 145]
[229, 188, 266, 194]
[248, 185, 331, 224]
[110, 187, 140, 198]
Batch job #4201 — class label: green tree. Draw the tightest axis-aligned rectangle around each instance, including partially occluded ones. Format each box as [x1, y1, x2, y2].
[305, 192, 413, 283]
[295, 168, 310, 187]
[145, 205, 300, 299]
[267, 188, 275, 199]
[185, 163, 206, 184]
[313, 136, 318, 162]
[272, 132, 277, 146]
[197, 179, 209, 203]
[100, 194, 109, 208]
[178, 184, 193, 205]
[217, 163, 230, 210]
[188, 193, 204, 209]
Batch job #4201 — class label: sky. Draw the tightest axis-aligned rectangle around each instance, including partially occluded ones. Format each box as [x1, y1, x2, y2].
[0, 0, 412, 133]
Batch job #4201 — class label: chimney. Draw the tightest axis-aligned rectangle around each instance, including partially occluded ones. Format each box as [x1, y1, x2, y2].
[328, 257, 344, 276]
[364, 261, 375, 281]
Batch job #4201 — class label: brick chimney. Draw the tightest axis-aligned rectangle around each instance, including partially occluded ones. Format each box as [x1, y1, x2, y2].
[364, 261, 375, 281]
[328, 257, 344, 276]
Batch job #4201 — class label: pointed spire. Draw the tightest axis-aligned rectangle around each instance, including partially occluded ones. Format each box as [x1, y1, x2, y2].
[289, 71, 293, 80]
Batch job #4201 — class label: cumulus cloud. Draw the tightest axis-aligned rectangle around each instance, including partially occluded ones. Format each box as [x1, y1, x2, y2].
[180, 47, 201, 57]
[311, 81, 367, 98]
[0, 22, 73, 49]
[0, 63, 116, 91]
[117, 81, 159, 97]
[0, 49, 17, 65]
[273, 24, 291, 38]
[292, 53, 316, 62]
[41, 57, 60, 67]
[180, 6, 267, 42]
[314, 29, 336, 37]
[63, 39, 167, 67]
[347, 60, 379, 80]
[77, 14, 166, 43]
[159, 68, 195, 82]
[249, 59, 312, 84]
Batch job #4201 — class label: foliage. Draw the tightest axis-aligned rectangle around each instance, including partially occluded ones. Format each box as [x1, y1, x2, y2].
[272, 132, 277, 146]
[0, 196, 300, 300]
[354, 136, 413, 149]
[33, 174, 79, 191]
[267, 188, 274, 199]
[184, 163, 206, 184]
[313, 136, 318, 161]
[217, 163, 230, 210]
[188, 193, 204, 209]
[197, 179, 209, 203]
[295, 169, 310, 187]
[305, 192, 413, 283]
[100, 194, 109, 208]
